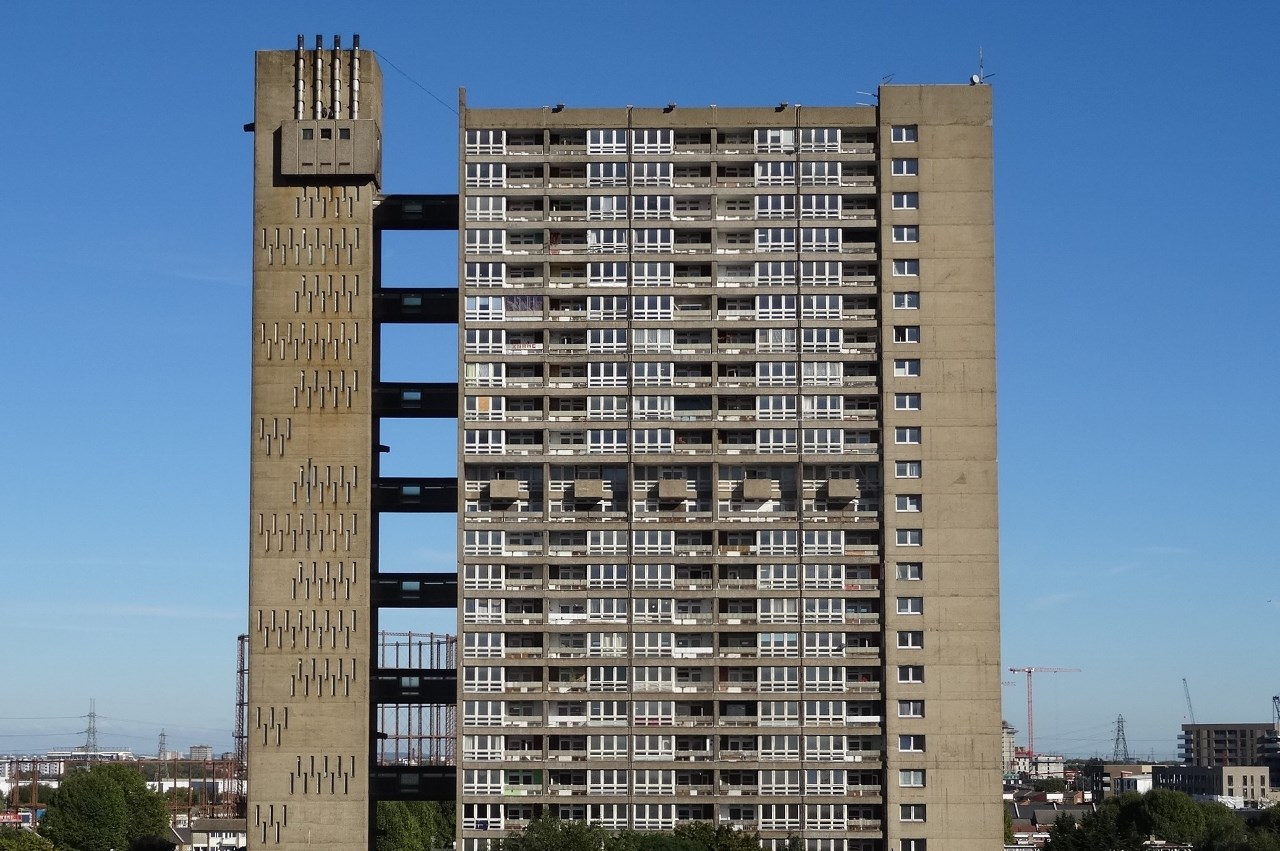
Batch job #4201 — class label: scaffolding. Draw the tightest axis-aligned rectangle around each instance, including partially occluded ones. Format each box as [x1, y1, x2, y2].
[377, 631, 456, 766]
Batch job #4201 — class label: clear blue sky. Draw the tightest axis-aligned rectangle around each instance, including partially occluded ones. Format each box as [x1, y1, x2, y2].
[3, 0, 1278, 761]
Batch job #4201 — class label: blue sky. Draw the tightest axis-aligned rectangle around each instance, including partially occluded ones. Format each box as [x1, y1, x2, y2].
[2, 0, 1277, 761]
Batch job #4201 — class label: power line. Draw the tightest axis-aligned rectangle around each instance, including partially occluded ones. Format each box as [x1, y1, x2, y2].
[372, 50, 457, 116]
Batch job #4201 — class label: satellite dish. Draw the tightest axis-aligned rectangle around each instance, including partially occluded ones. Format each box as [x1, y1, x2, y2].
[970, 74, 981, 85]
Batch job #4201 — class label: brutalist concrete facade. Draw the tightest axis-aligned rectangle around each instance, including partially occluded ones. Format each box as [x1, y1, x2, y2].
[250, 35, 1001, 851]
[455, 89, 1001, 851]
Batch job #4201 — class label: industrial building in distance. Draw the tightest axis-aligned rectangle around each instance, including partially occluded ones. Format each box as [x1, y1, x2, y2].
[247, 34, 1001, 851]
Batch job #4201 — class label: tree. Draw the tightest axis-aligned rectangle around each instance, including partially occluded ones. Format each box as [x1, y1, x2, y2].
[376, 801, 455, 851]
[41, 764, 171, 851]
[91, 764, 170, 842]
[1005, 807, 1016, 844]
[1035, 778, 1068, 794]
[0, 827, 55, 851]
[1118, 789, 1205, 845]
[127, 838, 176, 851]
[669, 822, 764, 851]
[1198, 801, 1248, 851]
[498, 817, 614, 851]
[41, 769, 129, 851]
[5, 785, 57, 807]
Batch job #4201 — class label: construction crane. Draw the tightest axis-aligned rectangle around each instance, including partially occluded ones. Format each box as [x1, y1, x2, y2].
[1182, 678, 1197, 724]
[1008, 666, 1081, 758]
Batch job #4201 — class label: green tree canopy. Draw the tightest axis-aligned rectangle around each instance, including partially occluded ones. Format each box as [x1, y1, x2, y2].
[376, 801, 455, 851]
[496, 817, 612, 851]
[5, 785, 57, 807]
[41, 764, 170, 851]
[41, 769, 129, 851]
[0, 827, 55, 851]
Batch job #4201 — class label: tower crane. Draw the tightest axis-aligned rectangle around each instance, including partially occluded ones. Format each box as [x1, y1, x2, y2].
[1008, 666, 1081, 758]
[1182, 678, 1197, 724]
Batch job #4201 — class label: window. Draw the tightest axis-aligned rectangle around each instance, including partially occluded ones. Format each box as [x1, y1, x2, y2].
[466, 128, 505, 154]
[800, 194, 840, 219]
[899, 735, 926, 752]
[896, 529, 923, 547]
[894, 393, 921, 411]
[587, 162, 628, 187]
[898, 666, 924, 684]
[893, 291, 921, 309]
[629, 355, 670, 383]
[588, 362, 628, 387]
[893, 359, 921, 377]
[756, 227, 796, 252]
[902, 841, 927, 851]
[633, 161, 673, 186]
[465, 163, 506, 188]
[632, 128, 674, 154]
[800, 260, 842, 286]
[466, 262, 505, 286]
[896, 562, 923, 581]
[633, 262, 674, 287]
[587, 129, 627, 154]
[897, 596, 924, 615]
[892, 192, 919, 210]
[895, 495, 922, 513]
[633, 195, 673, 220]
[633, 228, 674, 253]
[755, 161, 796, 186]
[892, 225, 920, 243]
[891, 158, 919, 176]
[801, 328, 842, 352]
[587, 261, 628, 286]
[466, 196, 506, 222]
[755, 128, 796, 153]
[899, 768, 925, 787]
[897, 630, 924, 649]
[587, 295, 628, 320]
[588, 228, 628, 253]
[756, 195, 796, 219]
[587, 195, 628, 221]
[799, 127, 841, 151]
[587, 328, 627, 353]
[755, 261, 796, 286]
[633, 294, 674, 321]
[894, 326, 921, 344]
[800, 227, 840, 252]
[895, 461, 922, 478]
[897, 700, 925, 719]
[895, 427, 921, 444]
[466, 229, 506, 254]
[891, 124, 919, 143]
[892, 260, 920, 277]
[799, 161, 841, 186]
[900, 804, 927, 822]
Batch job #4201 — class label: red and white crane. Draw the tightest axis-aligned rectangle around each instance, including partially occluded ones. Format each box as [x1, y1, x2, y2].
[1008, 666, 1081, 757]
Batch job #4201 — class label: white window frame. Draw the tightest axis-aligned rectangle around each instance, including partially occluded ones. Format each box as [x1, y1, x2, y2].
[892, 225, 920, 243]
[466, 195, 507, 222]
[892, 192, 919, 210]
[895, 461, 922, 479]
[896, 529, 923, 547]
[891, 158, 919, 176]
[892, 259, 920, 277]
[891, 124, 919, 143]
[893, 359, 921, 378]
[465, 163, 506, 188]
[896, 562, 924, 581]
[587, 129, 627, 155]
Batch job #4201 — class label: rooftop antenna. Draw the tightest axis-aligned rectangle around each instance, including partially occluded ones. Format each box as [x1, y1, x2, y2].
[970, 47, 995, 85]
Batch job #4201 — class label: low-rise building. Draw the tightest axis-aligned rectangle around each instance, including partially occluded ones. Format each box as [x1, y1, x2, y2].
[1154, 765, 1270, 808]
